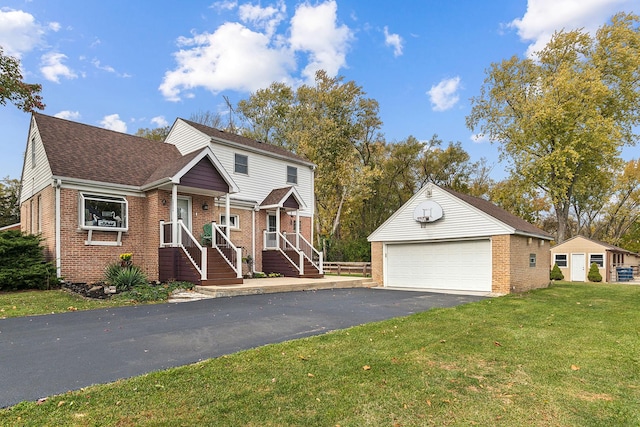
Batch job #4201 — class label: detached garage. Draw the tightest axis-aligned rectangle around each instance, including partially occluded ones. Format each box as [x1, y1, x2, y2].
[368, 183, 553, 295]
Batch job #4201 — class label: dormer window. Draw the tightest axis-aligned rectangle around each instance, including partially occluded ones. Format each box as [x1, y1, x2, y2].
[235, 154, 248, 174]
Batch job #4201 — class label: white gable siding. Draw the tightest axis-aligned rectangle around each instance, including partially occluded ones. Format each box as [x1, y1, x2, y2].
[166, 119, 314, 216]
[216, 144, 314, 216]
[369, 184, 512, 242]
[20, 118, 53, 204]
[166, 119, 211, 155]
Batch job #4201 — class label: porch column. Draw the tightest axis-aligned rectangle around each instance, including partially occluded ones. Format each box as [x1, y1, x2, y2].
[295, 210, 300, 249]
[172, 184, 178, 245]
[225, 195, 231, 237]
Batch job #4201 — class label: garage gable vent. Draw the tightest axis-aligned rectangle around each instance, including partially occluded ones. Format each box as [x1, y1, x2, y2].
[413, 200, 443, 227]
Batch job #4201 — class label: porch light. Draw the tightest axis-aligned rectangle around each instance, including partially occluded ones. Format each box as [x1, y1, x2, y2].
[202, 202, 209, 211]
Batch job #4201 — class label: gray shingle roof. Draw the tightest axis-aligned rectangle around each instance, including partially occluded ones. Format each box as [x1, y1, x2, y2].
[34, 113, 183, 187]
[442, 187, 553, 239]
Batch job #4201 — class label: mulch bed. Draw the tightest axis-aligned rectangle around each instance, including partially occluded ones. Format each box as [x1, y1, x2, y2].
[62, 282, 113, 299]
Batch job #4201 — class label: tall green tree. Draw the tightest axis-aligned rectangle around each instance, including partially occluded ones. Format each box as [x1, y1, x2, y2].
[467, 13, 640, 242]
[0, 46, 44, 112]
[237, 82, 295, 149]
[0, 177, 20, 227]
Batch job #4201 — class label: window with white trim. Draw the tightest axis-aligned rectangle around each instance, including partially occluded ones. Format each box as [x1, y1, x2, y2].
[80, 193, 128, 231]
[287, 166, 298, 184]
[554, 254, 567, 267]
[234, 154, 248, 174]
[529, 253, 537, 267]
[589, 253, 604, 268]
[219, 214, 239, 229]
[31, 137, 36, 169]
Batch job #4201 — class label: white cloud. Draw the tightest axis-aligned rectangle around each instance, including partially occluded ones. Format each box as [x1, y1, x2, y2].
[54, 110, 81, 120]
[238, 1, 286, 37]
[100, 114, 127, 133]
[159, 22, 294, 101]
[0, 8, 45, 57]
[92, 59, 115, 73]
[160, 0, 353, 101]
[471, 133, 489, 143]
[151, 116, 169, 127]
[509, 0, 636, 57]
[427, 77, 462, 112]
[211, 0, 238, 12]
[40, 52, 78, 83]
[48, 22, 61, 32]
[383, 26, 403, 57]
[289, 0, 353, 83]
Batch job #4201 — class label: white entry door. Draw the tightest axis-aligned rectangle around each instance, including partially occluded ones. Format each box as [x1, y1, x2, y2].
[172, 197, 192, 232]
[571, 253, 586, 281]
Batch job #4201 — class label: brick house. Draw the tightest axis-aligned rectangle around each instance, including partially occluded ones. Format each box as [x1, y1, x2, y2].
[19, 113, 322, 285]
[368, 183, 553, 294]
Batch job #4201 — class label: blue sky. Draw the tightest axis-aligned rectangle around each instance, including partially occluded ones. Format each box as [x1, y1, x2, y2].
[1, 0, 637, 181]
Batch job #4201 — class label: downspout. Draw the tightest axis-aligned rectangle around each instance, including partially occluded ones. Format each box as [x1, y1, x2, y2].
[225, 195, 231, 238]
[310, 165, 315, 249]
[252, 205, 257, 274]
[53, 179, 62, 278]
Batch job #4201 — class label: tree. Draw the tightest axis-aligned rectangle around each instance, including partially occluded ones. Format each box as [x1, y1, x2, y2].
[550, 263, 564, 281]
[467, 13, 640, 242]
[0, 46, 45, 112]
[0, 177, 20, 227]
[237, 82, 295, 149]
[189, 110, 226, 130]
[135, 126, 170, 141]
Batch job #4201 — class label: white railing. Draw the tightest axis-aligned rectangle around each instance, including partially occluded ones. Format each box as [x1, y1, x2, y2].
[160, 220, 207, 280]
[209, 222, 242, 279]
[264, 231, 324, 275]
[293, 233, 324, 275]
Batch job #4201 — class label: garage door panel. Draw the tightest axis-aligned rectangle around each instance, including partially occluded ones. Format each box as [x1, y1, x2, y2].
[386, 240, 491, 292]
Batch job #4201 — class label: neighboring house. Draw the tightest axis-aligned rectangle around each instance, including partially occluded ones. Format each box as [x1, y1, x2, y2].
[0, 223, 21, 232]
[368, 183, 553, 294]
[19, 113, 322, 285]
[550, 235, 640, 282]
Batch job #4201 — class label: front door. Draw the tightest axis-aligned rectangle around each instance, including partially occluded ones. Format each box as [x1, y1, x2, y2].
[266, 214, 277, 248]
[173, 197, 192, 232]
[571, 253, 586, 281]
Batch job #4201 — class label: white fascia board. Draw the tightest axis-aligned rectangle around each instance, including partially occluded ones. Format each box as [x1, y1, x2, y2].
[53, 176, 144, 197]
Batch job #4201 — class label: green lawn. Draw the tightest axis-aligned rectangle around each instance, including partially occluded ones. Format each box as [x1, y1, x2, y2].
[1, 282, 639, 426]
[0, 289, 128, 318]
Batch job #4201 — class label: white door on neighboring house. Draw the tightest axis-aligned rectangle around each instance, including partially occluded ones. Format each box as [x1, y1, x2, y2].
[172, 197, 192, 232]
[571, 253, 586, 281]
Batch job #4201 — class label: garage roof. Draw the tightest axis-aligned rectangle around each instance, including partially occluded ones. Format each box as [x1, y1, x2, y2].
[368, 183, 553, 242]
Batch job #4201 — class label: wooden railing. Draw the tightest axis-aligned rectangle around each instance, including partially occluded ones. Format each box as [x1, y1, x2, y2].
[210, 222, 242, 278]
[323, 262, 371, 276]
[160, 220, 207, 280]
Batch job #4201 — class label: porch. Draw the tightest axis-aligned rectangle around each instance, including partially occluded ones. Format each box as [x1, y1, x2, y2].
[158, 220, 324, 285]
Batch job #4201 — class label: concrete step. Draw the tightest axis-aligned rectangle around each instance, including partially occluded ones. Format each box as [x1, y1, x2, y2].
[195, 277, 372, 298]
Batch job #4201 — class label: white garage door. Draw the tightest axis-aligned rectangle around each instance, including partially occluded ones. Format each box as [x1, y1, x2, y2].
[386, 240, 491, 292]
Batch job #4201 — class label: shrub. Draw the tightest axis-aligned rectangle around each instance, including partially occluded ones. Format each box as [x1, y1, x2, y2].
[550, 263, 564, 280]
[588, 262, 603, 282]
[114, 281, 195, 302]
[0, 230, 59, 291]
[104, 263, 148, 292]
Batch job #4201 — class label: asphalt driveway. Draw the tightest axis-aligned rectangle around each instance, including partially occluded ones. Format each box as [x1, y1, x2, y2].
[0, 288, 484, 408]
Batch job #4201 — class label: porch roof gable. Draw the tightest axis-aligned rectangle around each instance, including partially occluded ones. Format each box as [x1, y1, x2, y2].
[259, 186, 306, 210]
